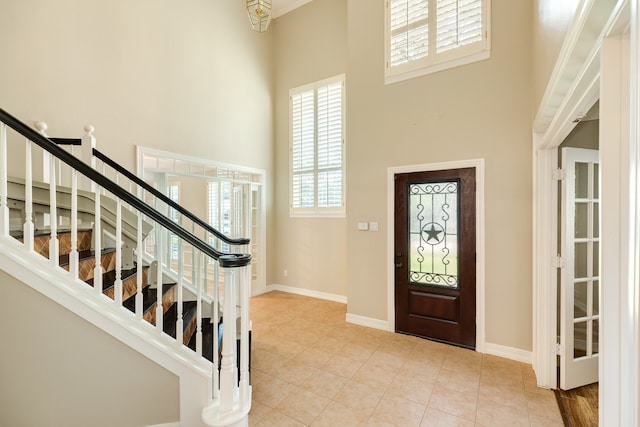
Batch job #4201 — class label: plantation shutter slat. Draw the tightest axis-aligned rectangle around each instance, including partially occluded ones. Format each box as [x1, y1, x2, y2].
[436, 0, 483, 53]
[291, 89, 316, 209]
[290, 76, 345, 214]
[389, 0, 429, 67]
[386, 0, 488, 82]
[317, 82, 343, 208]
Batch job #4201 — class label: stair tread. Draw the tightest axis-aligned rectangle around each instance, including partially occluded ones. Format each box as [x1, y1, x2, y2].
[10, 227, 93, 239]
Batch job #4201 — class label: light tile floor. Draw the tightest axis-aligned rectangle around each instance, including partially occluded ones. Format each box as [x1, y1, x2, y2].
[249, 291, 564, 427]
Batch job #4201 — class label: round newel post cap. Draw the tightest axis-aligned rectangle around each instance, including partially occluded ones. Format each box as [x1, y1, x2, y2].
[34, 121, 48, 134]
[219, 254, 252, 268]
[83, 125, 95, 136]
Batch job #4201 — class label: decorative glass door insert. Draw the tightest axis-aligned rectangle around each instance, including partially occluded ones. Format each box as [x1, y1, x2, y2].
[408, 181, 459, 288]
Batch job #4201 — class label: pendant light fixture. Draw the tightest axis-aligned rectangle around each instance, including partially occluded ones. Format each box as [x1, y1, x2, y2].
[246, 0, 272, 32]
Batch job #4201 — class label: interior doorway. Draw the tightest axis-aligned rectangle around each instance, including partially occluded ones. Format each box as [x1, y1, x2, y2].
[556, 113, 600, 392]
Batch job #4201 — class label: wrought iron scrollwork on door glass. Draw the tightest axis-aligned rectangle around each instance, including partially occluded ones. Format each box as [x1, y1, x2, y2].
[408, 181, 459, 288]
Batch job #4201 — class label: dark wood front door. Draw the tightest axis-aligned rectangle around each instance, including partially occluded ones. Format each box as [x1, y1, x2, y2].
[394, 168, 476, 349]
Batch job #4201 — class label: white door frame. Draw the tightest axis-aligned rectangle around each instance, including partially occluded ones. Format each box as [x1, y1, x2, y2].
[387, 158, 486, 354]
[532, 0, 639, 425]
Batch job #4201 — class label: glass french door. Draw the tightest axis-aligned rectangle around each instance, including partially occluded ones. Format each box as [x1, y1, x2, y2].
[560, 147, 600, 390]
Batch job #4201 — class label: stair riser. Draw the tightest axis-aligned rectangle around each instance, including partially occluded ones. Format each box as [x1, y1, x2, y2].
[61, 251, 116, 282]
[183, 315, 198, 346]
[32, 230, 93, 258]
[104, 269, 149, 301]
[145, 287, 176, 327]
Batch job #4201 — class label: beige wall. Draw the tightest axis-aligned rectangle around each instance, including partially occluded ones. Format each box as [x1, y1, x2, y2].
[273, 0, 349, 297]
[0, 270, 179, 427]
[170, 175, 208, 221]
[346, 0, 533, 350]
[0, 0, 276, 281]
[532, 0, 581, 113]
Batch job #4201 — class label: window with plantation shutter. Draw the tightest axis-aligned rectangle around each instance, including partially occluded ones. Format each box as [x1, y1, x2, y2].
[385, 0, 490, 84]
[290, 74, 345, 217]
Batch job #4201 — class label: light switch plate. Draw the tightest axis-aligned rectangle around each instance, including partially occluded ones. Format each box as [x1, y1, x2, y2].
[357, 222, 369, 231]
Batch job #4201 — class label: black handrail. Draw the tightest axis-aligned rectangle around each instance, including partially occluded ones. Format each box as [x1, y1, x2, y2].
[93, 148, 250, 246]
[0, 108, 250, 268]
[51, 137, 81, 146]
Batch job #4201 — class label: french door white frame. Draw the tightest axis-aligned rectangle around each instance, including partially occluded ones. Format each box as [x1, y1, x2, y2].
[532, 1, 639, 425]
[136, 146, 267, 296]
[386, 158, 486, 353]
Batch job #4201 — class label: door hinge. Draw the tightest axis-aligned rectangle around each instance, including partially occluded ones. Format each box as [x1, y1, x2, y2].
[552, 168, 566, 181]
[553, 342, 564, 356]
[554, 255, 565, 268]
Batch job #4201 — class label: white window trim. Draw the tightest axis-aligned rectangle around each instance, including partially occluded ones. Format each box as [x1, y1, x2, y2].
[384, 0, 492, 85]
[289, 74, 346, 218]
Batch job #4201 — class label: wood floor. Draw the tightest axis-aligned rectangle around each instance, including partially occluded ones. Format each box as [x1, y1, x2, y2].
[555, 383, 598, 427]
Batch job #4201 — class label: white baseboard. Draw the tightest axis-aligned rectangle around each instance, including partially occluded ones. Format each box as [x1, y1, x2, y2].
[345, 312, 392, 332]
[484, 342, 532, 364]
[265, 284, 347, 304]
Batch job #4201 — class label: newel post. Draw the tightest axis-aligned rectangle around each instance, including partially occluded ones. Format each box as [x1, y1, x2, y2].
[202, 253, 252, 427]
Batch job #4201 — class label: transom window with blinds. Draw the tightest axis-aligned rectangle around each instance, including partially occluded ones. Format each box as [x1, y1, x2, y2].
[385, 0, 490, 84]
[289, 74, 346, 217]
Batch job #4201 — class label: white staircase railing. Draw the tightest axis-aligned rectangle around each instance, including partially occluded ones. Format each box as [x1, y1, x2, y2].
[0, 108, 252, 427]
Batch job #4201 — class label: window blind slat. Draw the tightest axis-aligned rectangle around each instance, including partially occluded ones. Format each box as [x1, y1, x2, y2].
[290, 76, 345, 213]
[436, 0, 483, 53]
[387, 0, 487, 81]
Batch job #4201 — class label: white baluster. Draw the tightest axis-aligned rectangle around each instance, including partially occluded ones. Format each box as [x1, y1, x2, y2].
[114, 199, 123, 306]
[23, 139, 34, 250]
[156, 225, 164, 332]
[34, 122, 49, 184]
[196, 252, 203, 356]
[0, 123, 8, 237]
[69, 169, 79, 279]
[101, 163, 106, 195]
[48, 154, 59, 266]
[176, 237, 184, 345]
[136, 212, 143, 320]
[204, 244, 209, 297]
[93, 188, 103, 294]
[192, 241, 196, 287]
[83, 125, 96, 192]
[213, 261, 220, 399]
[239, 264, 251, 410]
[220, 264, 238, 413]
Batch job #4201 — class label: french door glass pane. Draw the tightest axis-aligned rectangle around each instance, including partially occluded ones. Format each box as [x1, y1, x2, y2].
[408, 181, 459, 288]
[574, 321, 587, 358]
[574, 282, 587, 318]
[593, 280, 600, 316]
[575, 162, 589, 199]
[575, 202, 588, 238]
[574, 242, 588, 278]
[592, 319, 599, 355]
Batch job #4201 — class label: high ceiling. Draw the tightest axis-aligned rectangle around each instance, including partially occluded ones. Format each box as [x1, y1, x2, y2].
[272, 0, 311, 18]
